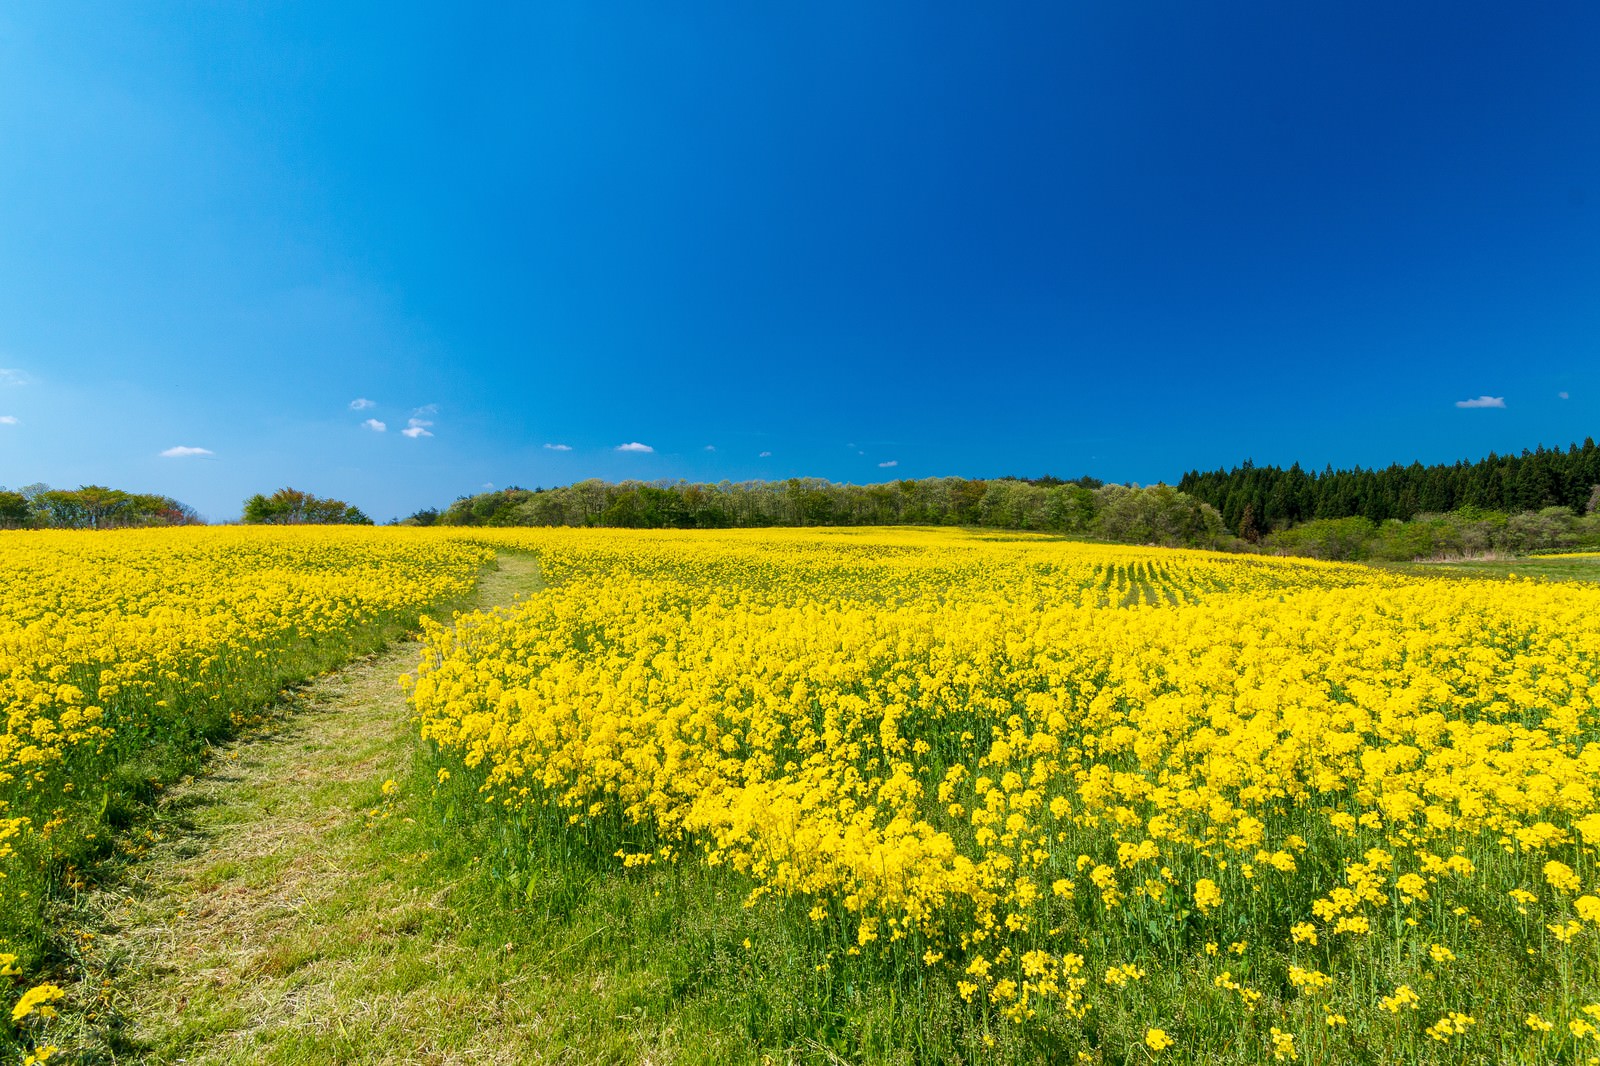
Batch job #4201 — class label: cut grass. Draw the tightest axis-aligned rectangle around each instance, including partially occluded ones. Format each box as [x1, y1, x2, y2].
[56, 555, 545, 1063]
[1395, 553, 1600, 584]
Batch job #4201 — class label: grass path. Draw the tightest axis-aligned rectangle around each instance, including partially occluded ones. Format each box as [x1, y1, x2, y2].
[70, 554, 564, 1064]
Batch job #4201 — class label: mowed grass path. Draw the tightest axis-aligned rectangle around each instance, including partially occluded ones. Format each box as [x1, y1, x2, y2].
[71, 555, 568, 1063]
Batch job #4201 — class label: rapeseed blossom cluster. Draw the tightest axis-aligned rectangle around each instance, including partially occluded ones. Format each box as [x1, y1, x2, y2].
[0, 527, 492, 1044]
[411, 527, 1600, 1061]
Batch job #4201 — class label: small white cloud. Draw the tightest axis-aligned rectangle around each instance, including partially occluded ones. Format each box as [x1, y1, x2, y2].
[1559, 391, 1571, 400]
[544, 443, 572, 451]
[349, 397, 376, 410]
[1455, 395, 1506, 409]
[616, 441, 654, 453]
[0, 415, 17, 425]
[412, 403, 438, 416]
[704, 444, 716, 452]
[482, 482, 495, 490]
[160, 445, 214, 458]
[758, 450, 772, 458]
[0, 369, 31, 387]
[402, 422, 433, 439]
[362, 418, 387, 432]
[877, 459, 899, 468]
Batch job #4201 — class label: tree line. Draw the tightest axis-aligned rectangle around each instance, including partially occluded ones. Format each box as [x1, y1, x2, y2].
[0, 483, 200, 529]
[0, 484, 373, 529]
[404, 476, 1236, 549]
[1179, 438, 1600, 537]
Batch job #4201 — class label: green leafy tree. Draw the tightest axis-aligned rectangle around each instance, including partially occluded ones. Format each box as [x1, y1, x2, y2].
[0, 490, 30, 529]
[241, 488, 372, 525]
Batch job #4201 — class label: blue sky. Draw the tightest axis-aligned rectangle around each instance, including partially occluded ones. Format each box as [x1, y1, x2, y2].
[1, 3, 1597, 521]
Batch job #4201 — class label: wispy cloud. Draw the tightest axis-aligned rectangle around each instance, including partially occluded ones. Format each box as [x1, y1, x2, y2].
[704, 444, 716, 452]
[1559, 391, 1571, 400]
[0, 415, 18, 425]
[349, 397, 376, 410]
[877, 459, 899, 468]
[544, 442, 572, 451]
[0, 369, 31, 387]
[412, 403, 438, 416]
[758, 450, 772, 458]
[616, 441, 654, 453]
[362, 418, 387, 432]
[160, 445, 214, 458]
[402, 417, 433, 439]
[1455, 395, 1506, 409]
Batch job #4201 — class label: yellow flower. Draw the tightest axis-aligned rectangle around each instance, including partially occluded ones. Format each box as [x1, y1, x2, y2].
[1145, 1028, 1175, 1051]
[10, 983, 65, 1022]
[1546, 861, 1583, 895]
[1380, 985, 1420, 1013]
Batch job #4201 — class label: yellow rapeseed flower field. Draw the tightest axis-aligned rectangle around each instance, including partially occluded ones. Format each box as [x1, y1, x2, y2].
[409, 527, 1600, 1062]
[0, 527, 493, 1044]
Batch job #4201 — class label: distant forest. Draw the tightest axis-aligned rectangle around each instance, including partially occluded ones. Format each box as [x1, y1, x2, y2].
[8, 438, 1600, 561]
[1179, 438, 1600, 536]
[408, 439, 1600, 560]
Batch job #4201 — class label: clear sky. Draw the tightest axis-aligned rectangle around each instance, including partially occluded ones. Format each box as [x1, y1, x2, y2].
[1, 3, 1597, 522]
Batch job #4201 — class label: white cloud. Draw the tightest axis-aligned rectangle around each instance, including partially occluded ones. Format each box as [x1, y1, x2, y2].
[160, 446, 214, 458]
[0, 369, 30, 387]
[0, 415, 17, 425]
[616, 441, 654, 453]
[758, 450, 772, 458]
[402, 418, 433, 439]
[349, 397, 376, 410]
[482, 482, 495, 490]
[878, 459, 899, 468]
[412, 403, 438, 416]
[544, 443, 572, 451]
[704, 444, 716, 452]
[362, 418, 387, 432]
[1455, 395, 1506, 409]
[1559, 391, 1571, 400]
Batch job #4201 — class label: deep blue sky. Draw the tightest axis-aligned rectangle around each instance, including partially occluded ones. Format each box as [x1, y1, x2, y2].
[2, 3, 1597, 521]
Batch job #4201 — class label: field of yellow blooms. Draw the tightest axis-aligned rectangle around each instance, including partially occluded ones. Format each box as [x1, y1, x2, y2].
[410, 528, 1600, 1063]
[0, 527, 493, 1054]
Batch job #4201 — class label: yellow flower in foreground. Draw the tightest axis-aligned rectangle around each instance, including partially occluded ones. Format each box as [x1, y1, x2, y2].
[1380, 985, 1420, 1013]
[1145, 1027, 1175, 1051]
[1526, 1012, 1554, 1032]
[11, 983, 65, 1022]
[1545, 860, 1582, 895]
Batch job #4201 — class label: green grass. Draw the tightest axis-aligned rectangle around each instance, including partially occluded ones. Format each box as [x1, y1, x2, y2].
[8, 564, 495, 1063]
[1395, 553, 1600, 583]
